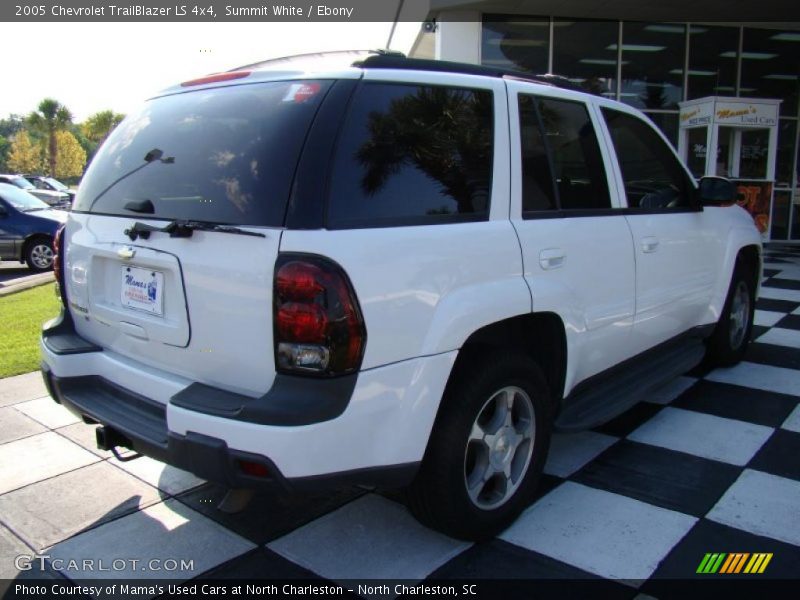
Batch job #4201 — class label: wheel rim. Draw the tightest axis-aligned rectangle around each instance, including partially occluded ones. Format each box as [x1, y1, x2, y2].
[463, 385, 535, 511]
[30, 244, 53, 269]
[729, 280, 750, 350]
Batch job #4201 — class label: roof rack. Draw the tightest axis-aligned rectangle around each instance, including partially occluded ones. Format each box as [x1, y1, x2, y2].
[352, 54, 581, 92]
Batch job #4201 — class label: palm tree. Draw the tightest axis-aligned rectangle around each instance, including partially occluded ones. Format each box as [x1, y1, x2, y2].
[26, 98, 73, 176]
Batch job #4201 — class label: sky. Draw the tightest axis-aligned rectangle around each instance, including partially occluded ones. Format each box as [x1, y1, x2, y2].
[0, 21, 421, 122]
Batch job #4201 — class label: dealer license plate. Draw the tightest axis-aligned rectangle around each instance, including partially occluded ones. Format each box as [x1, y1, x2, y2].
[121, 266, 164, 316]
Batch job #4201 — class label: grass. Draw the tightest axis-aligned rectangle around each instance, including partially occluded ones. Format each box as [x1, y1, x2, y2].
[0, 283, 61, 378]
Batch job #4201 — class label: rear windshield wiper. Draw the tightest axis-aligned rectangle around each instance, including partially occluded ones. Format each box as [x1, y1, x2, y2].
[124, 220, 266, 241]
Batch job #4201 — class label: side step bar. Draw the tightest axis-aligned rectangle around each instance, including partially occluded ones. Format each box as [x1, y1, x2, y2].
[555, 333, 707, 432]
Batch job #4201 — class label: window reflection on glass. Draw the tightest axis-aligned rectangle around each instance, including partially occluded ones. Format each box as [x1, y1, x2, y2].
[687, 127, 709, 178]
[771, 190, 791, 239]
[687, 25, 739, 99]
[739, 129, 770, 179]
[741, 28, 800, 117]
[777, 120, 798, 188]
[552, 20, 618, 98]
[643, 112, 679, 149]
[620, 22, 686, 110]
[792, 196, 800, 240]
[716, 127, 736, 177]
[482, 15, 549, 73]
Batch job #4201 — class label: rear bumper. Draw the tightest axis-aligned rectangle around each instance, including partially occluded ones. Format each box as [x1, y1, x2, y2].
[40, 311, 456, 490]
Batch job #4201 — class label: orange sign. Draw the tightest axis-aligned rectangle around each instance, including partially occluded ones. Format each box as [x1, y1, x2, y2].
[736, 181, 773, 234]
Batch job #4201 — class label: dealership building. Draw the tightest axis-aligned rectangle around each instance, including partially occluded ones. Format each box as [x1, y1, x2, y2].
[409, 1, 800, 241]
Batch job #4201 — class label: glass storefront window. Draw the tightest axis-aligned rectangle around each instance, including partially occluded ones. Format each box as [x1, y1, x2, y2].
[620, 22, 686, 110]
[643, 112, 679, 149]
[777, 119, 798, 188]
[771, 190, 791, 240]
[739, 129, 770, 179]
[482, 15, 549, 73]
[687, 25, 739, 99]
[686, 127, 709, 177]
[741, 28, 800, 117]
[552, 20, 618, 98]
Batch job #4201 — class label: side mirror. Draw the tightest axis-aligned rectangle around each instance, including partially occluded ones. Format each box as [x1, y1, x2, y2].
[697, 176, 738, 206]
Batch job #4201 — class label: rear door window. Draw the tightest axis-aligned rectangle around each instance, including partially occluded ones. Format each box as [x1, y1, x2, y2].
[74, 80, 332, 226]
[326, 82, 494, 228]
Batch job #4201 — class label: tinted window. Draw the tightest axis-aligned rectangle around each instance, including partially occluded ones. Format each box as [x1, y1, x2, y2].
[74, 80, 332, 226]
[518, 94, 557, 212]
[537, 98, 610, 210]
[602, 108, 693, 209]
[327, 82, 493, 228]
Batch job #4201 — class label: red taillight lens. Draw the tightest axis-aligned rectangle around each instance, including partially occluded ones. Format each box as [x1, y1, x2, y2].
[238, 460, 270, 478]
[53, 224, 67, 306]
[274, 255, 366, 376]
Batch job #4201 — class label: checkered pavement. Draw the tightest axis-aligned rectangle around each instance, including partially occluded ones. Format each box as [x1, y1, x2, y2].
[1, 244, 799, 596]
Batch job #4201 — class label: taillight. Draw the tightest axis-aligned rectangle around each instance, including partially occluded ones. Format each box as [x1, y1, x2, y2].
[53, 224, 67, 306]
[274, 255, 366, 376]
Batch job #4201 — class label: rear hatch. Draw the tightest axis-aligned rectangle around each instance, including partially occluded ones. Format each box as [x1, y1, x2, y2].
[64, 78, 333, 396]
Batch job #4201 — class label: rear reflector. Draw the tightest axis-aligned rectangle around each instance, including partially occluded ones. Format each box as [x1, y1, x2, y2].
[238, 460, 270, 478]
[53, 224, 67, 306]
[181, 71, 251, 87]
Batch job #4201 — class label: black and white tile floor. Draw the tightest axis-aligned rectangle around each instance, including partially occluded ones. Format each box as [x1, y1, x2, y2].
[1, 245, 799, 597]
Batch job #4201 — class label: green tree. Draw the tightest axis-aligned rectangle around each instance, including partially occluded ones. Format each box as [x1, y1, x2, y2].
[0, 115, 24, 139]
[26, 99, 73, 177]
[54, 130, 86, 178]
[0, 135, 9, 172]
[7, 131, 44, 173]
[82, 110, 125, 146]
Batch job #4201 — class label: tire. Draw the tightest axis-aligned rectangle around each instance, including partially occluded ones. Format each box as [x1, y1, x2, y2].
[25, 236, 54, 273]
[705, 258, 757, 367]
[406, 352, 552, 541]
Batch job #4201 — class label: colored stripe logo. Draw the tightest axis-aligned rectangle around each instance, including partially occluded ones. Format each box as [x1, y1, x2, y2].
[697, 553, 773, 574]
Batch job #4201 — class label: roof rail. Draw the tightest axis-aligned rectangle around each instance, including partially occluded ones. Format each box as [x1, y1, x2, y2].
[352, 54, 581, 91]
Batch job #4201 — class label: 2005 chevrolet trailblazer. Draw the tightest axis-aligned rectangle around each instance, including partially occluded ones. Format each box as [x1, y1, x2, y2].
[40, 54, 760, 540]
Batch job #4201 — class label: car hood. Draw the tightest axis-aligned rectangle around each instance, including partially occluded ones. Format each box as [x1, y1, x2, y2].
[31, 189, 69, 199]
[30, 208, 68, 224]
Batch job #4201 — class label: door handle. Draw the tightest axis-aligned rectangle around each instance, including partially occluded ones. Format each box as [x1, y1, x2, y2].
[539, 248, 565, 270]
[641, 237, 659, 253]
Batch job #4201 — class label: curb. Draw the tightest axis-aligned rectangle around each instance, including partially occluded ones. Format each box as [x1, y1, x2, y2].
[0, 272, 55, 297]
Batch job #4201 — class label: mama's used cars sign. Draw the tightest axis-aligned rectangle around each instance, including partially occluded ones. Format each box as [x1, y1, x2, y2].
[680, 97, 781, 128]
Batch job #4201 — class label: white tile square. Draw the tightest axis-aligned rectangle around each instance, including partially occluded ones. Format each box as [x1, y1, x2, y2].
[47, 499, 254, 580]
[0, 432, 99, 495]
[544, 431, 618, 478]
[756, 327, 800, 348]
[705, 362, 800, 397]
[268, 494, 471, 584]
[708, 469, 800, 546]
[645, 376, 698, 405]
[627, 407, 772, 466]
[110, 455, 204, 496]
[0, 371, 48, 407]
[0, 406, 46, 444]
[753, 310, 786, 327]
[757, 287, 800, 302]
[500, 482, 697, 582]
[15, 397, 80, 429]
[781, 405, 800, 433]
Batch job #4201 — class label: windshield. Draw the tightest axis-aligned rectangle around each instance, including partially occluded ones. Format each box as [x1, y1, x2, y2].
[11, 177, 35, 190]
[44, 177, 68, 191]
[74, 79, 332, 226]
[0, 184, 50, 210]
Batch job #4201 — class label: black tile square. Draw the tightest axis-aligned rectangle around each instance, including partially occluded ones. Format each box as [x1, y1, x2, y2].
[595, 402, 663, 438]
[198, 547, 323, 579]
[745, 342, 800, 371]
[755, 298, 798, 313]
[428, 540, 636, 598]
[644, 519, 800, 586]
[175, 483, 365, 544]
[762, 278, 800, 291]
[762, 269, 781, 278]
[672, 380, 797, 428]
[775, 314, 800, 331]
[749, 325, 770, 341]
[749, 430, 800, 481]
[571, 440, 741, 517]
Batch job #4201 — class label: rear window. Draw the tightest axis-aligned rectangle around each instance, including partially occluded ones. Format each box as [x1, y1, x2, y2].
[74, 80, 332, 226]
[327, 82, 494, 228]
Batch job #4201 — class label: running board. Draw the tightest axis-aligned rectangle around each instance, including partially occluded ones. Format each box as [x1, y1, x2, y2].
[555, 335, 706, 432]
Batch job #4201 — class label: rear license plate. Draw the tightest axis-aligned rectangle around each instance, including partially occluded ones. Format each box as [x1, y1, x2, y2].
[121, 266, 164, 316]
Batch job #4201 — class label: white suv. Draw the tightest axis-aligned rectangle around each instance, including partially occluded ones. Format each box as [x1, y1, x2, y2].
[40, 54, 761, 540]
